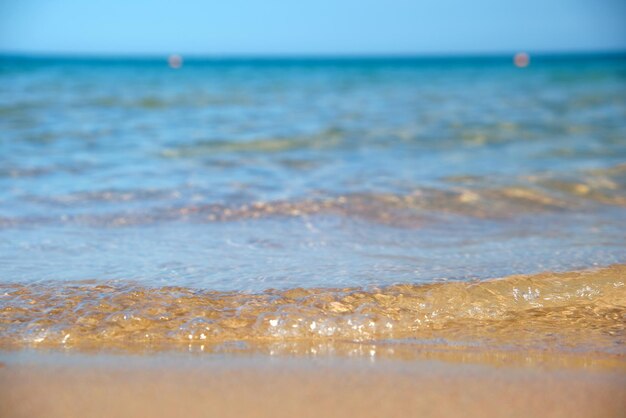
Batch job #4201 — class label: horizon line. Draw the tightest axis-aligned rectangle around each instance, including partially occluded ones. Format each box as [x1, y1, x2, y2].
[1, 48, 625, 61]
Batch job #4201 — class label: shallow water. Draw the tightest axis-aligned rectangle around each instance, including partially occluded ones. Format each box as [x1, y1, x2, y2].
[0, 54, 625, 355]
[1, 265, 625, 355]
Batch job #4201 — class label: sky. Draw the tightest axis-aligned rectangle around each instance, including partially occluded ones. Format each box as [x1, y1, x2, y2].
[0, 0, 625, 56]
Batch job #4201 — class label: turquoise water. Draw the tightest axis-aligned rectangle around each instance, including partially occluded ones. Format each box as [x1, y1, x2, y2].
[1, 55, 625, 291]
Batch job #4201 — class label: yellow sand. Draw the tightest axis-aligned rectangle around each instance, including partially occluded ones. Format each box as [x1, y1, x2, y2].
[1, 356, 625, 418]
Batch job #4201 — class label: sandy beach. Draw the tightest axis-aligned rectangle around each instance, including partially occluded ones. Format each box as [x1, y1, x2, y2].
[1, 352, 625, 418]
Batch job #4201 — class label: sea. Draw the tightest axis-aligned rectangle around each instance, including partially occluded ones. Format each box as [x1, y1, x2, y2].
[0, 54, 625, 356]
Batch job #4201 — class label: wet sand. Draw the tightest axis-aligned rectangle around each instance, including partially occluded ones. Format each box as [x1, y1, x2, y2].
[1, 354, 625, 418]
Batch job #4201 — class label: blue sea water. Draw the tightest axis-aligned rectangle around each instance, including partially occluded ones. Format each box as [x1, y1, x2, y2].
[0, 54, 625, 291]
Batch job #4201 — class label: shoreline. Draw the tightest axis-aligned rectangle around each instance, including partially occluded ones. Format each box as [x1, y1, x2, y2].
[2, 264, 624, 416]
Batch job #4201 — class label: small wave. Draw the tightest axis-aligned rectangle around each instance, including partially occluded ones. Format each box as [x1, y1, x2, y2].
[2, 181, 624, 230]
[1, 265, 624, 354]
[2, 162, 624, 229]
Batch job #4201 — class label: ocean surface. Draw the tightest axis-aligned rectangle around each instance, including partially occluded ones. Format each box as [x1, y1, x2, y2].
[0, 54, 625, 355]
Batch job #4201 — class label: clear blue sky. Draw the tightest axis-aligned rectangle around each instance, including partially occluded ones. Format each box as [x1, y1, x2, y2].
[1, 0, 625, 56]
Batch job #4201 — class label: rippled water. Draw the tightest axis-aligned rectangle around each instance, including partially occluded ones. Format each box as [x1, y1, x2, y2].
[0, 55, 625, 354]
